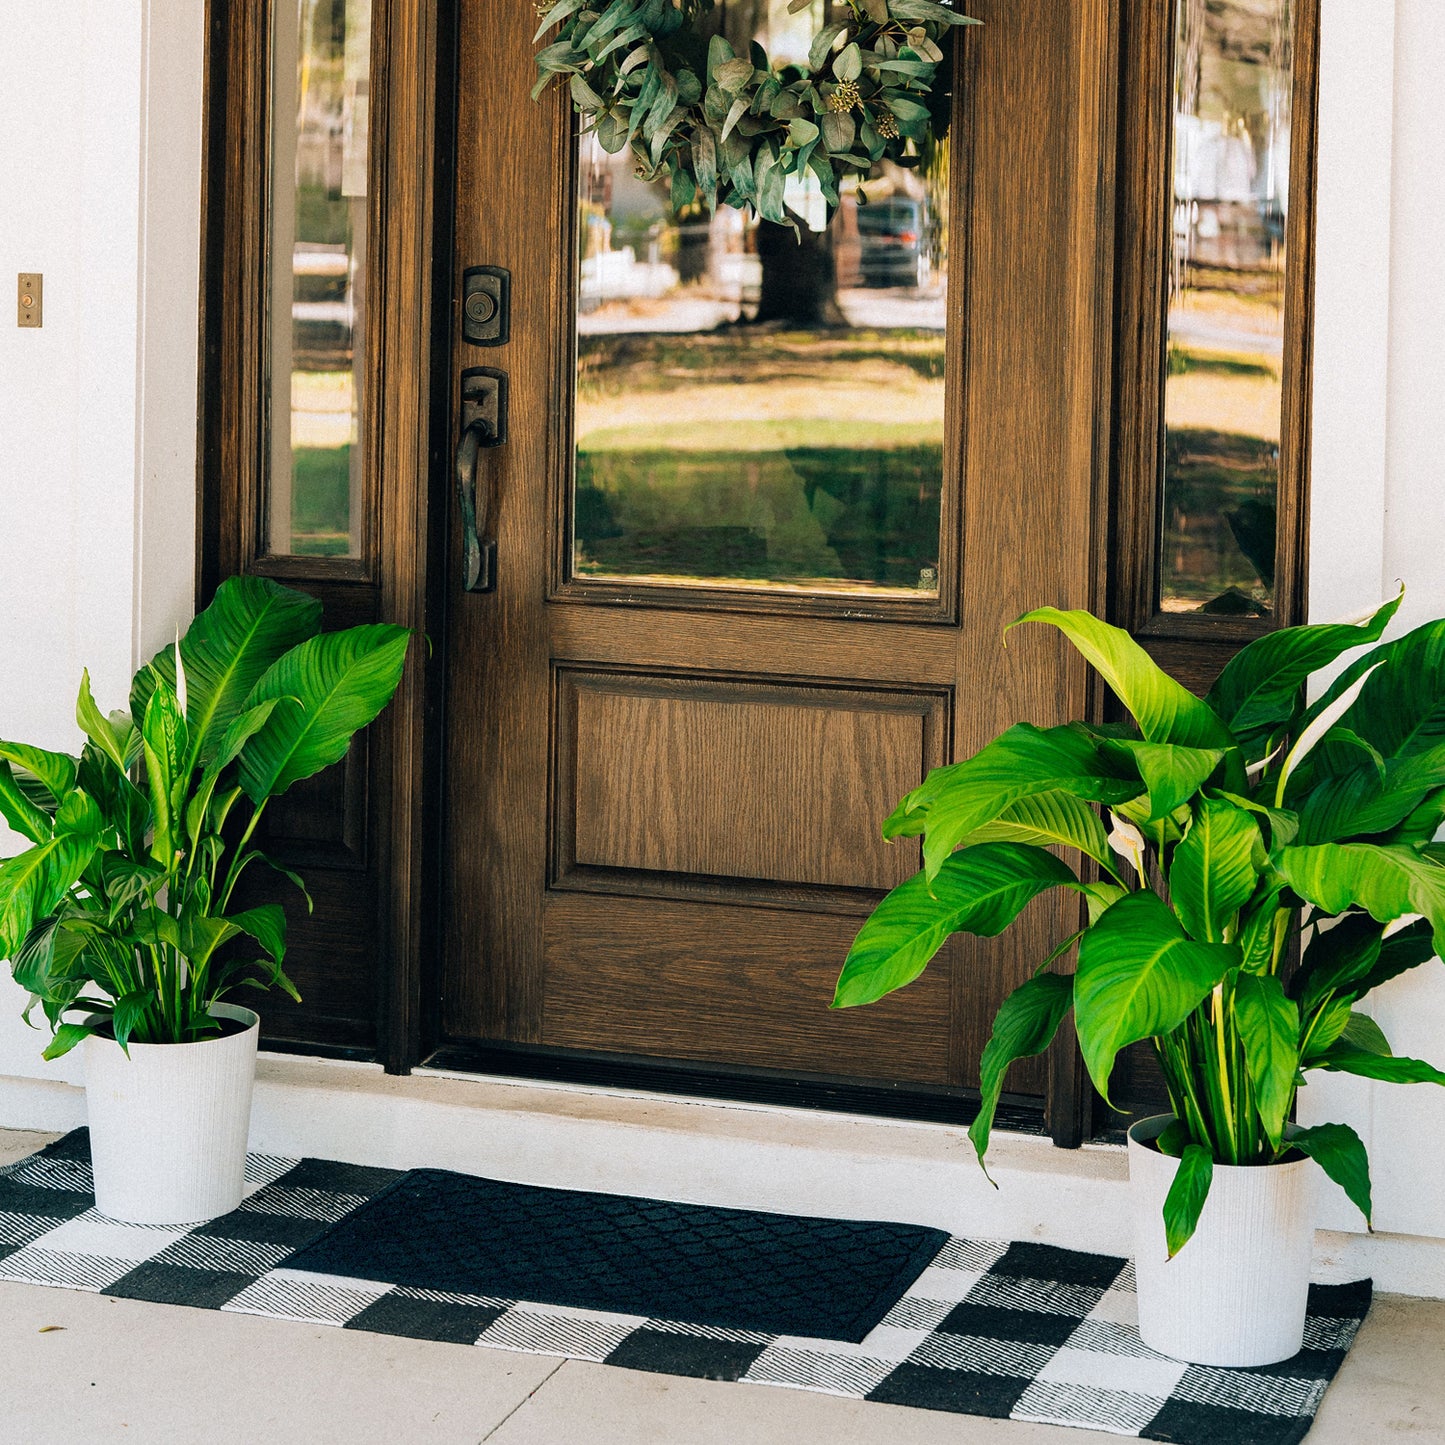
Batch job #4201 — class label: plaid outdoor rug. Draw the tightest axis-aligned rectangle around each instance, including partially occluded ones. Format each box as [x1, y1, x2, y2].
[0, 1131, 1370, 1443]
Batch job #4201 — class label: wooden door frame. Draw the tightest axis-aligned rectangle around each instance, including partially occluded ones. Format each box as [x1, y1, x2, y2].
[198, 0, 453, 1071]
[195, 0, 1316, 1144]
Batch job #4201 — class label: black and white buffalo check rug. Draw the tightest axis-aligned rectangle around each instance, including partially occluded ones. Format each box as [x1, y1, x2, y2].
[0, 1131, 1370, 1444]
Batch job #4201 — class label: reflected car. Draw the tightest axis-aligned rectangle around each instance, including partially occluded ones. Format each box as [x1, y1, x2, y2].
[856, 197, 928, 288]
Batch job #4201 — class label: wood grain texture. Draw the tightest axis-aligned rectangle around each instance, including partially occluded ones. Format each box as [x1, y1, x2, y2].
[540, 894, 953, 1083]
[566, 677, 932, 890]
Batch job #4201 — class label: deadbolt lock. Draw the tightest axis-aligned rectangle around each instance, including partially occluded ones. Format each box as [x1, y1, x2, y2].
[461, 266, 509, 347]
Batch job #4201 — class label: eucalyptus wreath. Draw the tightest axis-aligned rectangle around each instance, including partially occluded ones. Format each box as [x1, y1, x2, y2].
[534, 0, 978, 226]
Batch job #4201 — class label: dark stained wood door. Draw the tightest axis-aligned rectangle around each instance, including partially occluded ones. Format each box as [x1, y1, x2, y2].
[436, 0, 1117, 1115]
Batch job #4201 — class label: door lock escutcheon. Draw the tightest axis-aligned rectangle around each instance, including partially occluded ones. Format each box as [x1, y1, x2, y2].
[462, 265, 510, 346]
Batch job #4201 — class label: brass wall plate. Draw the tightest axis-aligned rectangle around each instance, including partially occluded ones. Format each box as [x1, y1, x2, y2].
[17, 273, 42, 328]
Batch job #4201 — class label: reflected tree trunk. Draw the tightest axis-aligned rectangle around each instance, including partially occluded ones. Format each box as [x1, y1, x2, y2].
[753, 210, 848, 328]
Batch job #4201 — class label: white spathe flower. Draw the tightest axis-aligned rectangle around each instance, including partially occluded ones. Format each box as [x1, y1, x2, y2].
[173, 629, 188, 716]
[1107, 812, 1147, 883]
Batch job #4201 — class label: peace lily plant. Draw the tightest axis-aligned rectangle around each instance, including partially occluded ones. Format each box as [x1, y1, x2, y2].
[833, 593, 1445, 1260]
[0, 576, 410, 1057]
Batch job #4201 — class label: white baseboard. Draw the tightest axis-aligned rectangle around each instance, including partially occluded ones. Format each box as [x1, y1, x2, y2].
[1, 1054, 1438, 1298]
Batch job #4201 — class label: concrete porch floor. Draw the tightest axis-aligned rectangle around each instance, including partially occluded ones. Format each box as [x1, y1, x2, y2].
[3, 1130, 1442, 1445]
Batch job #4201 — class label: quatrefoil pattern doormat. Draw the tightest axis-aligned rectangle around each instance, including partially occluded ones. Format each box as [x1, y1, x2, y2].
[0, 1131, 1369, 1444]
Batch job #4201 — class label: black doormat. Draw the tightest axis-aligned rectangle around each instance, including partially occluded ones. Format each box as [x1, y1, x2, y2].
[285, 1166, 948, 1342]
[0, 1131, 1373, 1444]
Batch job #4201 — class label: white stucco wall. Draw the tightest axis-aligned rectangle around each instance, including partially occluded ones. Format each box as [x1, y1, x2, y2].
[0, 0, 201, 1084]
[0, 0, 1441, 1245]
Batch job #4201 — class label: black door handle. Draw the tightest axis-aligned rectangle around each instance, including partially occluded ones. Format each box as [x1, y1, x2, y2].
[456, 367, 507, 593]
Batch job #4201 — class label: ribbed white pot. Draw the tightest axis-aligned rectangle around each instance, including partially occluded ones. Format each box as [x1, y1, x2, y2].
[82, 1003, 259, 1226]
[1128, 1115, 1315, 1367]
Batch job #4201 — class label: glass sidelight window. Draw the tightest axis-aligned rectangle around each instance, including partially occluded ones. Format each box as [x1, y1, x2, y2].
[569, 1, 952, 600]
[266, 0, 372, 558]
[1157, 0, 1294, 617]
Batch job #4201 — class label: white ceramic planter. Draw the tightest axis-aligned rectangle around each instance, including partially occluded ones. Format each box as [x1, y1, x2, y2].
[82, 1003, 259, 1225]
[1128, 1115, 1315, 1367]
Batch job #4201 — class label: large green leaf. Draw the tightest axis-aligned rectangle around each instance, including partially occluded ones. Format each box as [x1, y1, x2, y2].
[1098, 739, 1226, 821]
[0, 833, 98, 956]
[1168, 796, 1262, 942]
[1163, 1144, 1214, 1258]
[141, 682, 188, 867]
[1316, 1044, 1445, 1086]
[1334, 616, 1445, 760]
[968, 970, 1074, 1170]
[908, 724, 1141, 879]
[1073, 890, 1239, 1103]
[833, 844, 1076, 1008]
[238, 624, 411, 803]
[1012, 608, 1235, 749]
[1292, 1121, 1372, 1226]
[0, 762, 52, 843]
[0, 744, 76, 804]
[958, 790, 1117, 877]
[1276, 843, 1445, 956]
[1232, 971, 1299, 1149]
[135, 575, 323, 771]
[1292, 763, 1433, 846]
[1206, 593, 1402, 743]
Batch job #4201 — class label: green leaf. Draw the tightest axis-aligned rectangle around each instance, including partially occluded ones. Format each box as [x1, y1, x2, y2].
[177, 911, 243, 972]
[227, 904, 288, 966]
[41, 1021, 93, 1062]
[1276, 843, 1445, 956]
[905, 723, 1141, 879]
[135, 575, 323, 772]
[1292, 912, 1384, 1013]
[141, 682, 187, 866]
[1339, 1010, 1391, 1055]
[0, 834, 98, 956]
[0, 761, 53, 843]
[1214, 790, 1298, 846]
[1073, 890, 1239, 1104]
[1012, 608, 1235, 750]
[1168, 796, 1262, 942]
[1318, 1044, 1445, 1086]
[1292, 1121, 1372, 1226]
[0, 743, 76, 804]
[955, 790, 1118, 877]
[968, 971, 1074, 1172]
[1333, 616, 1445, 760]
[1233, 972, 1299, 1149]
[808, 20, 848, 72]
[76, 670, 130, 775]
[1163, 1144, 1214, 1258]
[1206, 593, 1402, 744]
[833, 844, 1076, 1008]
[238, 625, 411, 802]
[834, 41, 862, 82]
[1098, 739, 1225, 821]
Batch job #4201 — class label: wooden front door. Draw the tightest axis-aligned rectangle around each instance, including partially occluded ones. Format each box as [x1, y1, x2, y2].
[432, 0, 1116, 1122]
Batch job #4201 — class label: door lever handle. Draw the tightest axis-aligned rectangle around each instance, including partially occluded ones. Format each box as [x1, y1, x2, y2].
[456, 367, 507, 593]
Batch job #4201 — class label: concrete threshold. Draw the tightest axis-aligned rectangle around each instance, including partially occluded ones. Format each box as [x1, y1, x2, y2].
[2, 1052, 1441, 1297]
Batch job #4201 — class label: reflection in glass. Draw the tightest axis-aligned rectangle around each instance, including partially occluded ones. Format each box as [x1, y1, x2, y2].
[1160, 0, 1292, 615]
[267, 0, 370, 557]
[572, 6, 949, 597]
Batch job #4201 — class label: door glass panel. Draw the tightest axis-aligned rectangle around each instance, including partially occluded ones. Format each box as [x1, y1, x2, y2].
[266, 0, 371, 558]
[1159, 0, 1291, 616]
[571, 6, 949, 599]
